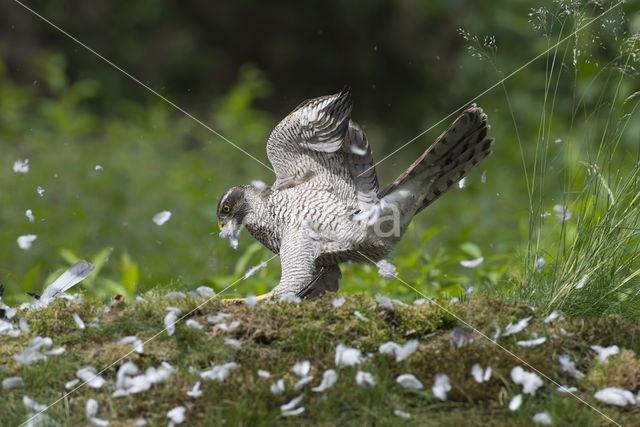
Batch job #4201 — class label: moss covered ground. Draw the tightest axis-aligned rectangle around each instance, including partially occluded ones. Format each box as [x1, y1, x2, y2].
[1, 292, 639, 426]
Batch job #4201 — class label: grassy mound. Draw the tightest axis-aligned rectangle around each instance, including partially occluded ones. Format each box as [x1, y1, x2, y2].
[1, 293, 639, 425]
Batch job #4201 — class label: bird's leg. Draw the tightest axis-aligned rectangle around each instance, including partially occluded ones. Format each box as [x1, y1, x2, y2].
[221, 292, 273, 305]
[296, 265, 341, 299]
[223, 231, 318, 304]
[270, 230, 318, 298]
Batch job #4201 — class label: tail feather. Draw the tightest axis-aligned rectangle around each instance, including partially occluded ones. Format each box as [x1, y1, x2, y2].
[433, 125, 488, 172]
[377, 106, 493, 213]
[417, 138, 492, 213]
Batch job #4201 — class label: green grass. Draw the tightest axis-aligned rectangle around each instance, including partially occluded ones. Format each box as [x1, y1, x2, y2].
[1, 292, 639, 425]
[489, 3, 640, 319]
[519, 160, 640, 319]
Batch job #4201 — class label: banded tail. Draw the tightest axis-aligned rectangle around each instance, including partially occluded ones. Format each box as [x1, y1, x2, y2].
[378, 105, 493, 214]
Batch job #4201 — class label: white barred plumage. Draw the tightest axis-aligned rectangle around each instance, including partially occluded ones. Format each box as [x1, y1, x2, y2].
[217, 88, 494, 298]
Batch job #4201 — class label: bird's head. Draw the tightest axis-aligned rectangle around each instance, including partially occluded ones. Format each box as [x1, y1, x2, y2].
[217, 186, 249, 229]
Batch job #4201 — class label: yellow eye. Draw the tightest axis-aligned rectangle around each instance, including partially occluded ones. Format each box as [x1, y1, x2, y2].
[222, 205, 230, 213]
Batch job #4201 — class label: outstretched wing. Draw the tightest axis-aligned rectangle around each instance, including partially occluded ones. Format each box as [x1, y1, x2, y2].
[266, 87, 379, 209]
[267, 88, 352, 189]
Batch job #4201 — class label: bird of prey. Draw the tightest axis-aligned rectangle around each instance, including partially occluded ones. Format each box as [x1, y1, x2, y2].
[217, 88, 493, 302]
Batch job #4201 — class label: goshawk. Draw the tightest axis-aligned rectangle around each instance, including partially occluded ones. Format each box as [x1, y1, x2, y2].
[217, 88, 493, 301]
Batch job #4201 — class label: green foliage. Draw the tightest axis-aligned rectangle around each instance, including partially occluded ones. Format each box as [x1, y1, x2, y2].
[519, 161, 640, 318]
[0, 0, 638, 320]
[0, 57, 276, 305]
[499, 2, 640, 319]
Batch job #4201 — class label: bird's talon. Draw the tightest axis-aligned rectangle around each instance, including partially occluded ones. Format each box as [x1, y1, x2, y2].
[221, 292, 273, 305]
[222, 298, 246, 305]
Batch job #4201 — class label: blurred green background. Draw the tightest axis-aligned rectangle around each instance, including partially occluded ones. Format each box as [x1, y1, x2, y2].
[1, 0, 639, 304]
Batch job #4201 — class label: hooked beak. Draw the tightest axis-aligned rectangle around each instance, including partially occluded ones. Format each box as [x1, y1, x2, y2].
[218, 215, 233, 230]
